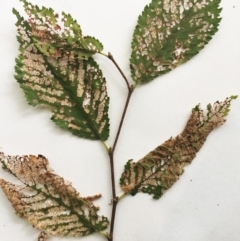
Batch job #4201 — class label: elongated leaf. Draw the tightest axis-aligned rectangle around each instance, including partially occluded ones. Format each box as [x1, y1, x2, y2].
[120, 96, 237, 199]
[0, 153, 109, 237]
[13, 6, 109, 141]
[130, 0, 222, 84]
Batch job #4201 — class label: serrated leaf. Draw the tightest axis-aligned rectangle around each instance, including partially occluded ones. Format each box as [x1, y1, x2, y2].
[0, 153, 109, 237]
[130, 0, 222, 83]
[17, 0, 103, 59]
[120, 96, 237, 199]
[13, 7, 109, 141]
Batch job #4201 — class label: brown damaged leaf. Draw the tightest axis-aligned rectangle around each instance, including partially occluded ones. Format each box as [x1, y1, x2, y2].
[38, 231, 48, 241]
[0, 153, 108, 237]
[120, 96, 237, 199]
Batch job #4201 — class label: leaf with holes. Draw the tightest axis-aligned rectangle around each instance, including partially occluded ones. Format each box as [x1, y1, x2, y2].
[0, 153, 109, 238]
[13, 5, 109, 141]
[130, 0, 222, 84]
[18, 0, 103, 59]
[120, 96, 237, 199]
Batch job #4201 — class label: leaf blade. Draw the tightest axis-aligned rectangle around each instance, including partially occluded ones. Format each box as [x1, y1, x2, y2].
[120, 96, 237, 199]
[13, 5, 109, 141]
[19, 0, 103, 59]
[130, 0, 222, 84]
[0, 153, 109, 237]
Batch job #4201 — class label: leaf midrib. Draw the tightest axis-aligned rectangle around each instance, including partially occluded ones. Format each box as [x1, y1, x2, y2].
[21, 19, 103, 140]
[42, 55, 102, 140]
[132, 2, 220, 82]
[2, 161, 101, 234]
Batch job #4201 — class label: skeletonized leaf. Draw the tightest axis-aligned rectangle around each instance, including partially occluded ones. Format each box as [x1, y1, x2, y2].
[0, 153, 109, 237]
[130, 0, 222, 84]
[13, 5, 109, 141]
[120, 96, 237, 199]
[38, 232, 48, 241]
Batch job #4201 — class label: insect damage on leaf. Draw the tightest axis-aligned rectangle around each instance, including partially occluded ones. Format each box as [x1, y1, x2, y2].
[18, 0, 103, 59]
[38, 231, 48, 241]
[0, 153, 109, 237]
[13, 1, 110, 141]
[120, 96, 237, 199]
[130, 0, 222, 83]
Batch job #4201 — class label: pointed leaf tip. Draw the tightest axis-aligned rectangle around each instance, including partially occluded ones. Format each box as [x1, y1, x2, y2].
[120, 96, 236, 199]
[13, 1, 109, 141]
[130, 0, 222, 84]
[16, 0, 104, 59]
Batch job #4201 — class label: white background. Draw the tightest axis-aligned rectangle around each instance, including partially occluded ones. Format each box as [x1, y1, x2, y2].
[0, 0, 240, 241]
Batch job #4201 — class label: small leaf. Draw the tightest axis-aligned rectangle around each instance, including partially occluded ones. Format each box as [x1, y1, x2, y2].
[130, 0, 222, 84]
[120, 96, 237, 199]
[17, 0, 103, 59]
[13, 5, 109, 141]
[0, 153, 109, 237]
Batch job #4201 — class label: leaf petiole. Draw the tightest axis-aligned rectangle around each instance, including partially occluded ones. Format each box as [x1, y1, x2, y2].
[100, 231, 109, 239]
[117, 193, 127, 201]
[102, 141, 111, 152]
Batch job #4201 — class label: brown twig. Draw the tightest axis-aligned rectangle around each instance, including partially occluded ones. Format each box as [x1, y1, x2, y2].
[107, 52, 132, 91]
[107, 52, 134, 152]
[112, 86, 134, 152]
[107, 148, 117, 241]
[104, 52, 134, 241]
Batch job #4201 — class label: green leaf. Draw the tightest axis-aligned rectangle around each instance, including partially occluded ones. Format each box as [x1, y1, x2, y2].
[13, 7, 109, 141]
[130, 0, 222, 84]
[17, 0, 103, 59]
[0, 152, 109, 237]
[120, 96, 237, 199]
